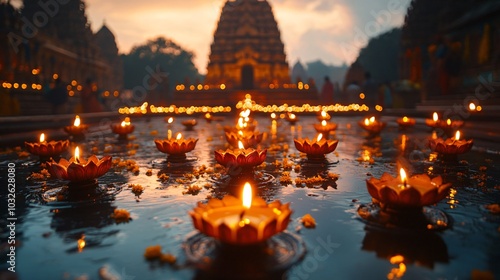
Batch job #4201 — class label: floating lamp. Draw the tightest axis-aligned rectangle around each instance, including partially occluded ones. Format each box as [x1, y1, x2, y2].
[294, 133, 339, 159]
[64, 115, 88, 138]
[214, 141, 267, 171]
[358, 116, 386, 134]
[154, 133, 198, 159]
[225, 130, 263, 148]
[429, 130, 473, 160]
[189, 182, 292, 244]
[24, 133, 70, 161]
[313, 120, 337, 134]
[111, 117, 135, 139]
[396, 116, 416, 129]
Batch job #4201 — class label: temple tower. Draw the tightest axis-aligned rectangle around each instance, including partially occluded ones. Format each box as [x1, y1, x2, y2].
[205, 0, 291, 90]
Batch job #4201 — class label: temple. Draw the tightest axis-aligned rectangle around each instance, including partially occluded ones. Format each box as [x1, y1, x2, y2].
[174, 0, 317, 106]
[205, 0, 291, 90]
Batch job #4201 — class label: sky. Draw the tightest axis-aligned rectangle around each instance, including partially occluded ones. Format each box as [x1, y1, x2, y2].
[20, 0, 412, 74]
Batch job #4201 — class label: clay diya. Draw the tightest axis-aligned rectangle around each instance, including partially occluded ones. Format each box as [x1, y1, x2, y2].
[286, 113, 299, 125]
[154, 133, 198, 159]
[358, 116, 386, 134]
[64, 115, 88, 139]
[366, 168, 451, 208]
[429, 131, 473, 160]
[313, 120, 337, 135]
[425, 112, 440, 129]
[182, 119, 197, 130]
[317, 110, 331, 121]
[111, 118, 135, 139]
[46, 146, 112, 188]
[24, 133, 69, 161]
[396, 116, 416, 129]
[294, 133, 339, 159]
[214, 141, 266, 171]
[189, 182, 292, 245]
[225, 130, 263, 148]
[223, 117, 256, 133]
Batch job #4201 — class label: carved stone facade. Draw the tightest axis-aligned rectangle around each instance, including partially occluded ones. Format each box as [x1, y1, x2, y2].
[205, 0, 291, 90]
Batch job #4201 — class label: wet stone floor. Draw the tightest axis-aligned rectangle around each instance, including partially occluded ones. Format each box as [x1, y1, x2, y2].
[0, 115, 499, 280]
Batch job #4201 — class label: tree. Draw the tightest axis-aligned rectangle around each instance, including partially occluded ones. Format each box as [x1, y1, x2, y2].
[122, 36, 200, 92]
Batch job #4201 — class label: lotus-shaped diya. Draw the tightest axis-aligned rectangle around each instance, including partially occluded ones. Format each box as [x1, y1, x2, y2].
[46, 146, 112, 187]
[358, 116, 386, 134]
[313, 120, 337, 134]
[24, 133, 69, 160]
[425, 112, 440, 129]
[64, 115, 88, 137]
[155, 133, 198, 158]
[294, 133, 338, 158]
[189, 183, 292, 244]
[429, 131, 473, 158]
[214, 141, 266, 169]
[396, 116, 416, 129]
[225, 130, 263, 148]
[366, 168, 451, 208]
[111, 118, 135, 139]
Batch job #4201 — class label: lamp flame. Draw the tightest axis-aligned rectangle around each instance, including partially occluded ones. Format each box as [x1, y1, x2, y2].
[238, 140, 245, 150]
[433, 112, 438, 122]
[399, 168, 407, 187]
[242, 182, 252, 209]
[168, 117, 174, 124]
[364, 118, 370, 126]
[271, 113, 276, 119]
[316, 133, 323, 142]
[321, 111, 327, 117]
[290, 114, 296, 119]
[40, 133, 45, 142]
[369, 116, 375, 123]
[321, 120, 327, 127]
[403, 116, 408, 122]
[121, 121, 126, 127]
[74, 146, 80, 162]
[238, 130, 243, 136]
[176, 133, 182, 140]
[74, 115, 81, 127]
[77, 236, 86, 252]
[446, 119, 451, 126]
[455, 131, 460, 141]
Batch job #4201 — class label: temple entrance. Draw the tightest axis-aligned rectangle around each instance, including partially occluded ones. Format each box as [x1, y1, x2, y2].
[241, 65, 254, 90]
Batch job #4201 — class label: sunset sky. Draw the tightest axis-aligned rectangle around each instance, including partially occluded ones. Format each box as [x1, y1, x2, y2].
[35, 0, 412, 74]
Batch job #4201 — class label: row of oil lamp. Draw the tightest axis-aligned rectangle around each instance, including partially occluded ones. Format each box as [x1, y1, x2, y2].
[22, 109, 469, 246]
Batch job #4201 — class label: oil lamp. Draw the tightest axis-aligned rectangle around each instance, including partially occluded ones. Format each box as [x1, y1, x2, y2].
[396, 116, 416, 129]
[429, 130, 473, 160]
[317, 110, 331, 121]
[286, 113, 298, 125]
[358, 116, 386, 134]
[182, 119, 197, 130]
[294, 133, 339, 159]
[155, 133, 198, 159]
[111, 117, 134, 139]
[225, 130, 263, 148]
[46, 146, 112, 188]
[425, 112, 440, 128]
[24, 133, 70, 161]
[64, 115, 88, 138]
[214, 141, 267, 171]
[189, 182, 292, 244]
[313, 120, 337, 135]
[366, 168, 451, 208]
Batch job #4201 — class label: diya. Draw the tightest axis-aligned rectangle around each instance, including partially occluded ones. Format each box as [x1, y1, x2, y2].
[313, 120, 337, 135]
[286, 113, 299, 125]
[358, 116, 386, 134]
[189, 182, 292, 244]
[182, 119, 197, 130]
[225, 130, 263, 148]
[111, 118, 135, 139]
[294, 133, 338, 159]
[425, 112, 440, 129]
[396, 116, 416, 129]
[24, 133, 70, 161]
[359, 168, 451, 230]
[154, 133, 198, 159]
[429, 131, 473, 160]
[317, 110, 331, 121]
[64, 115, 88, 139]
[46, 146, 112, 188]
[214, 141, 266, 171]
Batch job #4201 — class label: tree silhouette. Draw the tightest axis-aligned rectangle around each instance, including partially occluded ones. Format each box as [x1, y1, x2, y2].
[122, 37, 200, 91]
